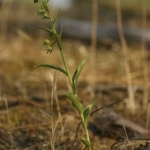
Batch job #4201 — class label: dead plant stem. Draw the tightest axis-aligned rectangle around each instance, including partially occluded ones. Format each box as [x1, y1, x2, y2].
[54, 74, 64, 142]
[3, 97, 14, 149]
[90, 0, 98, 85]
[115, 0, 136, 112]
[121, 119, 130, 144]
[43, 76, 50, 112]
[141, 0, 149, 106]
[146, 103, 150, 128]
[50, 73, 55, 150]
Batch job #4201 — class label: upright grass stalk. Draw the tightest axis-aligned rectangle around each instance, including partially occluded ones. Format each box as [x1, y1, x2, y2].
[115, 0, 136, 113]
[3, 97, 14, 149]
[0, 0, 12, 38]
[146, 103, 150, 128]
[34, 0, 92, 149]
[87, 0, 99, 101]
[90, 0, 98, 82]
[49, 73, 55, 150]
[141, 0, 149, 106]
[43, 75, 50, 112]
[53, 73, 65, 143]
[49, 72, 64, 150]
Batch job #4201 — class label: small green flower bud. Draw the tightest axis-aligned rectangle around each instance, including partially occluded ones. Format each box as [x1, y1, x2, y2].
[47, 45, 53, 51]
[43, 39, 50, 45]
[38, 9, 45, 15]
[43, 13, 49, 18]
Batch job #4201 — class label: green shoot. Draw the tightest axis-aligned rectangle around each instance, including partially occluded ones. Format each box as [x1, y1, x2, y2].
[34, 0, 92, 149]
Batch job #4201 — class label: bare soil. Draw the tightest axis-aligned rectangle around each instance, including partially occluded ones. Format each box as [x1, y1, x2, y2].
[0, 33, 150, 149]
[1, 1, 150, 149]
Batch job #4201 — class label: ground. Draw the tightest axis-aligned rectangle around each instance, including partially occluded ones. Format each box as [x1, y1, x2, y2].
[0, 1, 150, 149]
[0, 34, 150, 149]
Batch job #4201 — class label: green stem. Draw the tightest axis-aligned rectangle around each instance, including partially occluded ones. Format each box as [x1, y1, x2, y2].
[38, 1, 91, 149]
[49, 13, 91, 149]
[81, 114, 91, 150]
[60, 49, 73, 90]
[48, 13, 74, 94]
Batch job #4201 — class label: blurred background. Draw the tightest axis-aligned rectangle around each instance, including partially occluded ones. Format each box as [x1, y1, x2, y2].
[1, 0, 150, 149]
[1, 0, 150, 88]
[1, 0, 150, 37]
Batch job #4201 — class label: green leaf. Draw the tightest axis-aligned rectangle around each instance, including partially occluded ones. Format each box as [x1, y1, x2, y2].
[35, 25, 54, 34]
[80, 138, 90, 148]
[42, 0, 49, 12]
[83, 104, 93, 120]
[34, 0, 38, 3]
[34, 64, 68, 76]
[64, 92, 83, 114]
[72, 57, 89, 93]
[83, 104, 93, 129]
[55, 34, 62, 50]
[59, 25, 63, 37]
[53, 8, 60, 23]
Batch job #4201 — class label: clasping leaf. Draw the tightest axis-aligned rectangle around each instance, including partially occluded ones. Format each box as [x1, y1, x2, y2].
[72, 57, 89, 93]
[42, 0, 49, 12]
[34, 64, 68, 76]
[35, 25, 54, 34]
[64, 92, 83, 114]
[53, 8, 60, 23]
[80, 138, 90, 148]
[83, 104, 93, 129]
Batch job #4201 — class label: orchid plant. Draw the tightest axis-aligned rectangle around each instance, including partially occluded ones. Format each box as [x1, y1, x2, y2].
[34, 0, 92, 149]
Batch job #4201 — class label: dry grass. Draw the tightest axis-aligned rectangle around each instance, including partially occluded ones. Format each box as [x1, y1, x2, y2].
[0, 35, 149, 149]
[0, 0, 150, 149]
